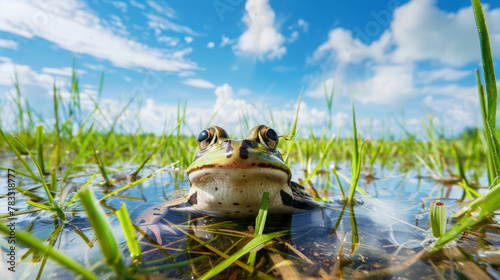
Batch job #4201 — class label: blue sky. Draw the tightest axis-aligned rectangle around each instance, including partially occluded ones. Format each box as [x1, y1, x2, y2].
[1, 0, 500, 137]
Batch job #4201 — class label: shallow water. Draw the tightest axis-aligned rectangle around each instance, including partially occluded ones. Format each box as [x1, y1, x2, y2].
[1, 162, 500, 279]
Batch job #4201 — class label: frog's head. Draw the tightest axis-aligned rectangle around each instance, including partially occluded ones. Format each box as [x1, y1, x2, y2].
[186, 125, 294, 217]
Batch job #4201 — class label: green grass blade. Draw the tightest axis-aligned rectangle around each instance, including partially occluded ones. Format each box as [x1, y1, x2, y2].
[65, 173, 97, 207]
[302, 133, 336, 186]
[451, 145, 471, 190]
[472, 0, 498, 128]
[131, 119, 184, 179]
[35, 125, 45, 174]
[351, 90, 359, 180]
[199, 230, 289, 280]
[348, 139, 368, 203]
[79, 189, 125, 278]
[369, 137, 384, 173]
[477, 70, 500, 185]
[98, 71, 104, 101]
[99, 164, 176, 201]
[0, 166, 40, 182]
[429, 200, 447, 238]
[15, 186, 44, 201]
[284, 92, 302, 164]
[94, 149, 111, 185]
[349, 203, 359, 255]
[247, 192, 269, 267]
[0, 128, 38, 180]
[0, 223, 99, 280]
[116, 204, 142, 272]
[26, 200, 53, 210]
[13, 137, 65, 220]
[427, 182, 500, 253]
[62, 124, 95, 183]
[332, 167, 346, 200]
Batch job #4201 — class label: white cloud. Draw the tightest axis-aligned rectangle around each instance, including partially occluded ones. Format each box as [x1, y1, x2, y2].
[0, 59, 56, 89]
[236, 0, 286, 60]
[306, 0, 500, 110]
[184, 36, 193, 43]
[110, 1, 127, 13]
[332, 112, 349, 128]
[297, 18, 309, 32]
[146, 0, 176, 19]
[236, 88, 252, 96]
[0, 39, 19, 49]
[391, 0, 500, 66]
[353, 64, 417, 105]
[220, 35, 235, 47]
[309, 28, 391, 64]
[83, 63, 105, 71]
[130, 0, 145, 10]
[417, 68, 472, 84]
[420, 84, 480, 129]
[157, 36, 179, 46]
[289, 18, 309, 33]
[0, 0, 198, 73]
[183, 84, 327, 135]
[207, 42, 215, 48]
[294, 101, 327, 126]
[146, 13, 198, 36]
[182, 78, 216, 89]
[288, 31, 299, 43]
[305, 77, 335, 98]
[42, 67, 86, 77]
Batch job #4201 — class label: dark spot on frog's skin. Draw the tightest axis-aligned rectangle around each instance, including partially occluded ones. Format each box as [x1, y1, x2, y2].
[215, 187, 218, 191]
[236, 211, 240, 214]
[246, 205, 250, 207]
[224, 140, 233, 158]
[153, 213, 161, 216]
[233, 203, 239, 205]
[243, 175, 246, 177]
[139, 219, 146, 224]
[189, 192, 198, 205]
[239, 140, 253, 159]
[251, 163, 256, 166]
[249, 210, 253, 213]
[218, 202, 222, 204]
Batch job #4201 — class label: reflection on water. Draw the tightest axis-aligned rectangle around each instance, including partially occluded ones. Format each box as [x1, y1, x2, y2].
[1, 164, 499, 279]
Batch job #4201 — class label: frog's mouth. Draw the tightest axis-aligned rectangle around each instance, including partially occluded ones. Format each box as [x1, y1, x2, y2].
[185, 167, 293, 217]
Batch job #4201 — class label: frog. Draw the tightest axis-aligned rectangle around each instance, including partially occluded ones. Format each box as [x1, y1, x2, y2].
[134, 125, 317, 244]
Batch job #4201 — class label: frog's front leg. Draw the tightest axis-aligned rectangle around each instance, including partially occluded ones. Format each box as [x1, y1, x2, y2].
[134, 198, 186, 245]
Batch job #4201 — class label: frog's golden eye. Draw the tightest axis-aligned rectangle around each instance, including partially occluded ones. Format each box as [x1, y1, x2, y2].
[197, 127, 215, 150]
[258, 126, 278, 150]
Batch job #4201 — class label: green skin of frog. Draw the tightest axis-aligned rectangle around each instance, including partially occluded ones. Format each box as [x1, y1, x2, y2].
[134, 125, 316, 244]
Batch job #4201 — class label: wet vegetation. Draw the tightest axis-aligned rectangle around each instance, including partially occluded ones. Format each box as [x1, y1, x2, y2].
[1, 0, 500, 279]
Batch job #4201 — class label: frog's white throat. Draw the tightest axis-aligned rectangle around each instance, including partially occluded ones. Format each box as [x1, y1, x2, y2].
[185, 167, 294, 217]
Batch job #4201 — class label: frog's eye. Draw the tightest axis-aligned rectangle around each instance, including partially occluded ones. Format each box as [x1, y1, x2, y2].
[198, 129, 209, 142]
[197, 128, 215, 150]
[258, 126, 278, 150]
